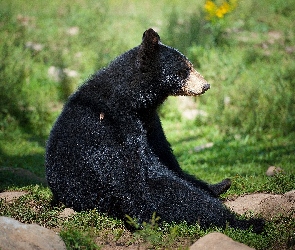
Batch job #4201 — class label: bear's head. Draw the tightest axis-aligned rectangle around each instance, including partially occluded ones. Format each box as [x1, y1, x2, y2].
[81, 28, 210, 111]
[137, 28, 210, 98]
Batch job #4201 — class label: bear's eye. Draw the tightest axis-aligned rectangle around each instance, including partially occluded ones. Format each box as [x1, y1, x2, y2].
[177, 68, 189, 79]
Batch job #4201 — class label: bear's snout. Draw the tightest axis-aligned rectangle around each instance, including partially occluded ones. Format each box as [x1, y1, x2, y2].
[179, 68, 210, 96]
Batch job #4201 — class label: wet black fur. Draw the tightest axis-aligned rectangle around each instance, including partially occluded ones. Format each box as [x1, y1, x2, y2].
[46, 29, 264, 232]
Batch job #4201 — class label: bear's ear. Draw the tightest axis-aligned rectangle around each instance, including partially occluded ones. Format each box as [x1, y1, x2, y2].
[141, 28, 161, 50]
[137, 29, 160, 72]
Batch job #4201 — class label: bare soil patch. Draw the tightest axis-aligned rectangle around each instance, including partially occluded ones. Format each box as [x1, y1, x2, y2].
[0, 191, 28, 202]
[225, 190, 295, 219]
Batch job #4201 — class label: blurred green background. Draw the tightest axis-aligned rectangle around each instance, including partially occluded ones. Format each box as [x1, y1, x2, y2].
[0, 0, 294, 189]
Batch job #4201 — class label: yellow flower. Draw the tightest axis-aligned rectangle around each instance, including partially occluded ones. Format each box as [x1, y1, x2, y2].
[204, 0, 216, 12]
[204, 0, 217, 20]
[216, 1, 230, 18]
[204, 0, 238, 20]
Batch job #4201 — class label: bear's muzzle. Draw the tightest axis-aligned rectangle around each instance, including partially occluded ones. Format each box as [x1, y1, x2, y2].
[180, 68, 210, 96]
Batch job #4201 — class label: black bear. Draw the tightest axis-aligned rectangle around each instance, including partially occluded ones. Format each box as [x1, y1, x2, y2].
[46, 28, 263, 232]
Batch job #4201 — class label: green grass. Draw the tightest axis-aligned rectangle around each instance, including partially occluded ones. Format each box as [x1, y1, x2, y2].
[162, 117, 295, 194]
[1, 0, 295, 249]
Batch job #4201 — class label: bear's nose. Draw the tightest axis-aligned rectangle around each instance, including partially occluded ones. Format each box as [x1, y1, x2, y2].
[203, 83, 210, 92]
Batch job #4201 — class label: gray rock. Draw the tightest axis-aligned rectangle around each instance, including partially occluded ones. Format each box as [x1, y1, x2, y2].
[266, 166, 284, 176]
[0, 216, 66, 250]
[58, 207, 76, 218]
[194, 142, 214, 152]
[190, 232, 254, 250]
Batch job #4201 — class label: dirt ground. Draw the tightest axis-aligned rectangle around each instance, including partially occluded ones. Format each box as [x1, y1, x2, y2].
[225, 190, 295, 219]
[1, 189, 294, 249]
[43, 191, 295, 220]
[0, 166, 294, 249]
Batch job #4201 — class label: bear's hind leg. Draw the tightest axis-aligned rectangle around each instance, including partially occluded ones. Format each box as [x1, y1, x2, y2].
[144, 171, 264, 232]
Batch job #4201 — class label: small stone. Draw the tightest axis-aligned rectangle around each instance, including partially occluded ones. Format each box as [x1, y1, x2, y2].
[66, 26, 79, 36]
[63, 68, 79, 78]
[266, 166, 284, 176]
[48, 66, 63, 82]
[48, 66, 79, 82]
[59, 208, 76, 218]
[190, 232, 254, 250]
[194, 142, 214, 152]
[25, 41, 43, 52]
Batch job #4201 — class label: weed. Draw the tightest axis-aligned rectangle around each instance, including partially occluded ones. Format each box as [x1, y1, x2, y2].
[0, 185, 61, 227]
[127, 213, 199, 249]
[60, 228, 100, 250]
[264, 174, 295, 194]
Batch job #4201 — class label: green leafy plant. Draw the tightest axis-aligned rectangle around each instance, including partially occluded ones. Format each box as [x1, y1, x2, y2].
[60, 229, 100, 250]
